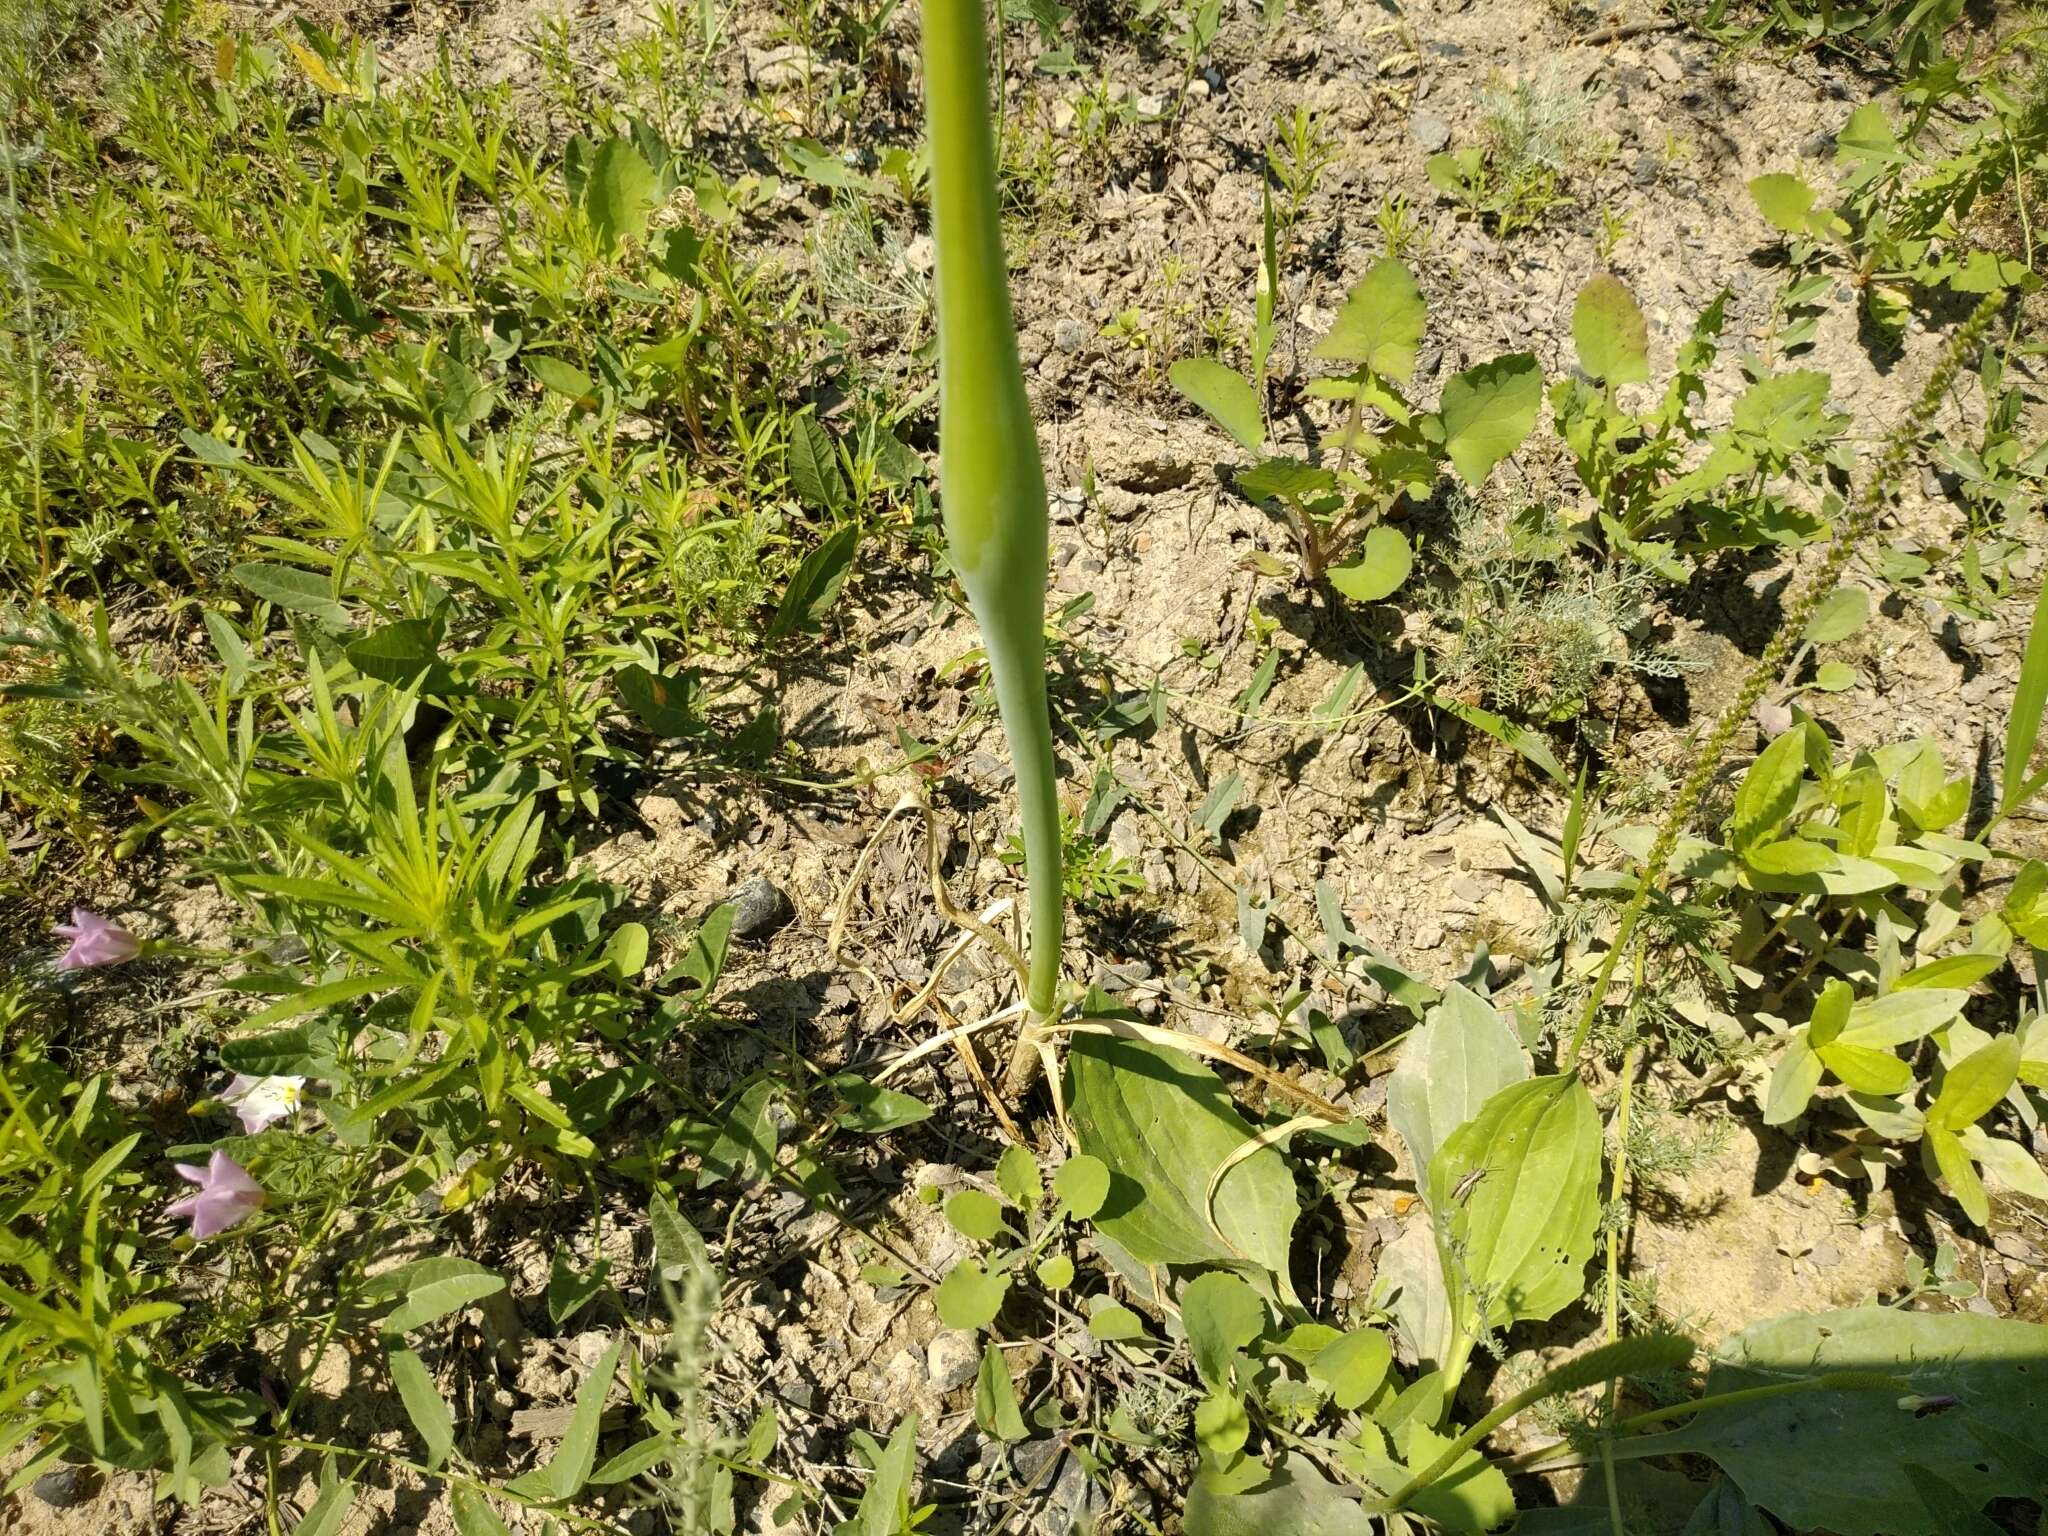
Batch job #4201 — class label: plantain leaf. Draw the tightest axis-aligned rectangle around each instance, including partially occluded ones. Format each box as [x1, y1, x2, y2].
[1386, 982, 1527, 1181]
[1637, 1308, 2048, 1536]
[1171, 358, 1265, 455]
[1428, 1075, 1601, 1347]
[1065, 1033, 1298, 1287]
[1185, 1455, 1375, 1536]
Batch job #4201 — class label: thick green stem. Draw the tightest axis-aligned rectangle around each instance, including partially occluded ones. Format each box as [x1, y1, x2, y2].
[922, 1, 1063, 1044]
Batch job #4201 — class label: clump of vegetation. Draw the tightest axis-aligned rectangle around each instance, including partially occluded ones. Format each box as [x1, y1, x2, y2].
[1420, 498, 1697, 724]
[1428, 66, 1601, 233]
[3, 0, 2047, 1533]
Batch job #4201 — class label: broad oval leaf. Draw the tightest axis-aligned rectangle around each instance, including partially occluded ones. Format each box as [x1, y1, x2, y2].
[1312, 1326, 1391, 1412]
[585, 136, 656, 251]
[1311, 259, 1427, 381]
[1572, 274, 1649, 386]
[1929, 1035, 2020, 1131]
[1170, 358, 1265, 455]
[934, 1260, 1008, 1330]
[1053, 1153, 1110, 1219]
[1437, 353, 1542, 488]
[1731, 725, 1810, 853]
[1836, 988, 1968, 1049]
[1763, 1031, 1825, 1126]
[1803, 586, 1869, 645]
[1065, 1033, 1298, 1284]
[1749, 172, 1820, 235]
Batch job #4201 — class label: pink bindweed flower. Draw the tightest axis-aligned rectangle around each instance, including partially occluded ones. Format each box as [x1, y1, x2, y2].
[165, 1150, 265, 1239]
[52, 909, 141, 970]
[218, 1075, 307, 1135]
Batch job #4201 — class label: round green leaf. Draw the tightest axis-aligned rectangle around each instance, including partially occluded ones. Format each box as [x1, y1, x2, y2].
[1035, 1254, 1075, 1289]
[1312, 1326, 1392, 1411]
[1327, 525, 1412, 604]
[1053, 1153, 1110, 1219]
[1437, 352, 1542, 487]
[1086, 1300, 1145, 1341]
[1803, 586, 1870, 645]
[935, 1260, 1009, 1330]
[1749, 172, 1819, 235]
[996, 1143, 1041, 1209]
[945, 1189, 1004, 1241]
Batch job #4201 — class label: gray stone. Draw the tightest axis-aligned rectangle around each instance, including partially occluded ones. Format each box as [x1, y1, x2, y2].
[926, 1330, 980, 1392]
[1052, 317, 1090, 354]
[729, 875, 793, 939]
[31, 1465, 95, 1509]
[749, 44, 814, 90]
[1648, 46, 1683, 84]
[1410, 111, 1452, 153]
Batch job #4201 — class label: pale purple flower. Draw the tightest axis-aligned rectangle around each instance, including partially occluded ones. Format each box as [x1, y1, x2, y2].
[165, 1151, 265, 1239]
[219, 1075, 306, 1135]
[52, 908, 141, 970]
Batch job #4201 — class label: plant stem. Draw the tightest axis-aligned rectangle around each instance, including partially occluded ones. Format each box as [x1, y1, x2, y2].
[923, 0, 1064, 1084]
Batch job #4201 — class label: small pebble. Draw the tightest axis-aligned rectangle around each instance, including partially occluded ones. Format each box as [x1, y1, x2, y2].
[32, 1466, 96, 1510]
[728, 875, 792, 939]
[926, 1331, 979, 1392]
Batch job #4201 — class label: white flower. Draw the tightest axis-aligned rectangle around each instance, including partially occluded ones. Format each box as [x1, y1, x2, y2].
[220, 1074, 307, 1135]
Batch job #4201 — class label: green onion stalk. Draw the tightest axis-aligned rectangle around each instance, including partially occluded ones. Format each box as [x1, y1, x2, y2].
[922, 0, 1063, 1087]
